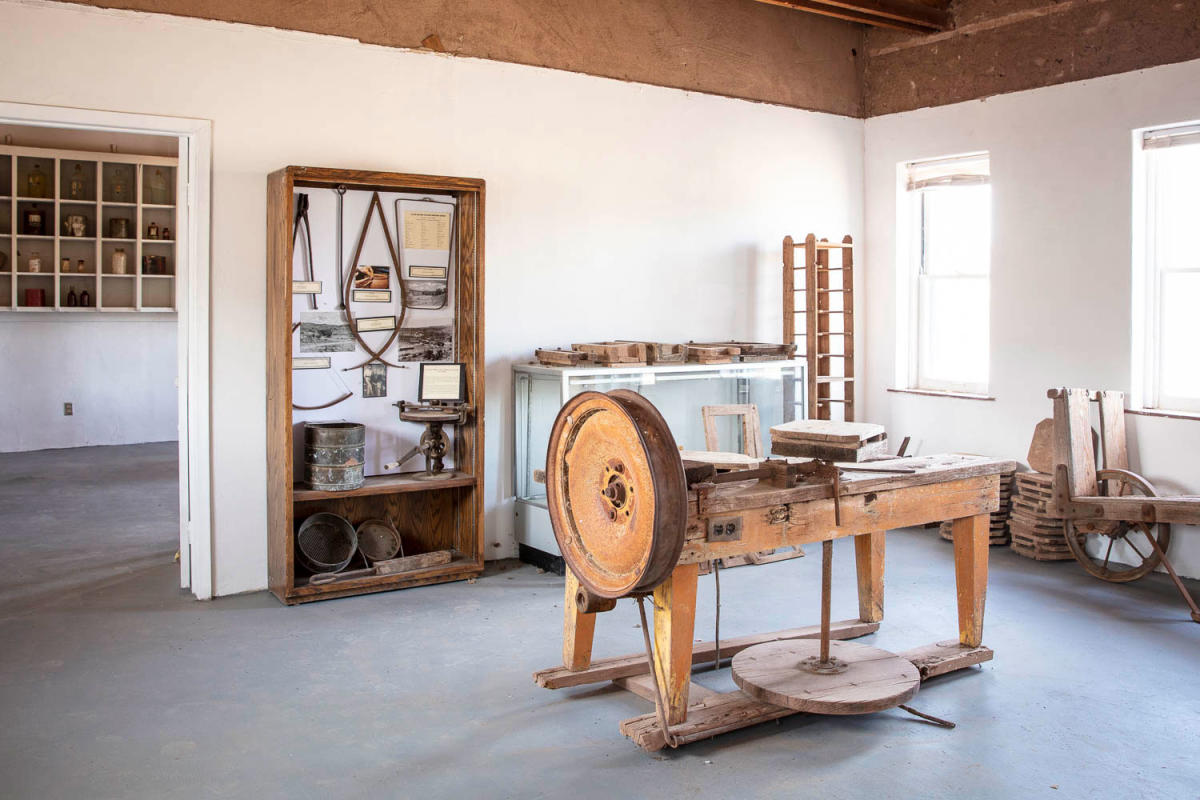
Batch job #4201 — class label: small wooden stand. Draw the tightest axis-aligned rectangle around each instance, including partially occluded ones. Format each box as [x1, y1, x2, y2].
[533, 454, 1012, 750]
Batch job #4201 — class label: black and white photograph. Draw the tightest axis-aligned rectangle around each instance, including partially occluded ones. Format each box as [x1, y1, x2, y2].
[395, 324, 453, 362]
[296, 311, 354, 353]
[362, 363, 387, 398]
[403, 279, 447, 309]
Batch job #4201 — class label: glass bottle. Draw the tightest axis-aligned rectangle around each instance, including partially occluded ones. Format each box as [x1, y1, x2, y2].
[80, 289, 91, 307]
[147, 221, 159, 240]
[67, 287, 78, 307]
[149, 168, 169, 205]
[162, 226, 171, 240]
[70, 164, 87, 200]
[22, 205, 45, 235]
[27, 250, 42, 273]
[110, 167, 129, 202]
[60, 257, 70, 273]
[26, 163, 47, 198]
[76, 259, 87, 273]
[111, 248, 127, 275]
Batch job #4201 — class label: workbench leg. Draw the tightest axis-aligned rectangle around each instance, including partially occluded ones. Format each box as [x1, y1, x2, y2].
[854, 531, 885, 623]
[563, 569, 597, 671]
[952, 514, 990, 648]
[653, 562, 699, 726]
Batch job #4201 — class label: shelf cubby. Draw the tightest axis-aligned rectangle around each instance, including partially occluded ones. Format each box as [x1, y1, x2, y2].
[59, 159, 98, 203]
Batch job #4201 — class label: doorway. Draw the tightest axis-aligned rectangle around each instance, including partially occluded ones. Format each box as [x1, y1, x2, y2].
[0, 102, 212, 599]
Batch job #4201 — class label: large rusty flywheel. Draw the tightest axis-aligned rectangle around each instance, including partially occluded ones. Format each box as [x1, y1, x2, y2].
[546, 390, 688, 599]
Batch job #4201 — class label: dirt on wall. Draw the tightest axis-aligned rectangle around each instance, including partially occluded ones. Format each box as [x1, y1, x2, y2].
[61, 0, 866, 116]
[865, 0, 1200, 116]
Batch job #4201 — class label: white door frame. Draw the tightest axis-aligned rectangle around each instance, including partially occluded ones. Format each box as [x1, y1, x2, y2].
[0, 101, 214, 599]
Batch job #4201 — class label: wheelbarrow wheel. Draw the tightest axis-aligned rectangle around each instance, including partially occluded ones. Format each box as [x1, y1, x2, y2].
[1065, 470, 1171, 583]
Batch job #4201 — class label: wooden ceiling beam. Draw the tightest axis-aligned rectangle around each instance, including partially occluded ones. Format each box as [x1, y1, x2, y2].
[753, 0, 952, 33]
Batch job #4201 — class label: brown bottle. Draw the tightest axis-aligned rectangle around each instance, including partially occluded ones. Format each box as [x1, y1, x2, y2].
[80, 289, 91, 307]
[67, 287, 78, 307]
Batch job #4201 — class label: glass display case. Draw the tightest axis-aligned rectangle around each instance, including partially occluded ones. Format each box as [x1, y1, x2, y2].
[513, 359, 806, 568]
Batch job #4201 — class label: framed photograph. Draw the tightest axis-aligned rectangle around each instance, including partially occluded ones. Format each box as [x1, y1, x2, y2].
[404, 280, 447, 310]
[352, 289, 392, 303]
[419, 362, 467, 403]
[362, 363, 387, 398]
[396, 324, 453, 362]
[353, 264, 391, 290]
[356, 315, 396, 333]
[297, 311, 354, 353]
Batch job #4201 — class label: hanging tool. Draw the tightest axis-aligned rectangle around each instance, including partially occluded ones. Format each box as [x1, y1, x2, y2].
[293, 193, 317, 310]
[334, 185, 347, 310]
[340, 192, 409, 371]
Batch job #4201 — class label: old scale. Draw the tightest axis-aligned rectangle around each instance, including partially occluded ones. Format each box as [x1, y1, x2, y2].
[534, 390, 1014, 750]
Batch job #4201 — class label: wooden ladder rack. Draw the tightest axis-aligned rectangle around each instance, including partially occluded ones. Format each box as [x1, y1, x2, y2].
[783, 234, 854, 421]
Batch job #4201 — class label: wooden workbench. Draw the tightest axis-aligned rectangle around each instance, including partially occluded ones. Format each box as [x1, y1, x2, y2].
[533, 453, 1016, 751]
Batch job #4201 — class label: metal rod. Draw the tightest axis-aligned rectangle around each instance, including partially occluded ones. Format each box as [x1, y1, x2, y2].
[820, 539, 832, 664]
[334, 185, 347, 310]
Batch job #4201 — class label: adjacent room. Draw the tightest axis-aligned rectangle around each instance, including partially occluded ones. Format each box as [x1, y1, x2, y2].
[0, 1, 1197, 797]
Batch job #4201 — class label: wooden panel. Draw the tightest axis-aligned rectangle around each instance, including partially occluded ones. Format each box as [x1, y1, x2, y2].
[533, 618, 879, 689]
[266, 167, 295, 602]
[1051, 388, 1098, 497]
[614, 675, 719, 705]
[804, 234, 819, 418]
[898, 641, 993, 679]
[291, 472, 475, 502]
[1096, 390, 1128, 497]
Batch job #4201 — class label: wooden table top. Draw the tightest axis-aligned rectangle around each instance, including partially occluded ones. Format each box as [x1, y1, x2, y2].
[688, 454, 1017, 510]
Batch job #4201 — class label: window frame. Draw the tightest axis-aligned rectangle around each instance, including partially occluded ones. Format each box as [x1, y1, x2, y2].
[1134, 123, 1200, 414]
[898, 153, 992, 396]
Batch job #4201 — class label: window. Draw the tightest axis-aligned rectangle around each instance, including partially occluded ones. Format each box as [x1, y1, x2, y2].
[1136, 124, 1200, 413]
[899, 153, 992, 394]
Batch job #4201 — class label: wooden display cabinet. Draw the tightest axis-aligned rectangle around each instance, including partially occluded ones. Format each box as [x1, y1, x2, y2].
[266, 166, 485, 604]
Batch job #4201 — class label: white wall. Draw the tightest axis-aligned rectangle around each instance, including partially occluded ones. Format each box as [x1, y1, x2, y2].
[864, 58, 1200, 578]
[0, 1, 863, 595]
[0, 317, 177, 451]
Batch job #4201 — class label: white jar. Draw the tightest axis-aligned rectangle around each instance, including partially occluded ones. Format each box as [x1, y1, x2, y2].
[111, 248, 127, 275]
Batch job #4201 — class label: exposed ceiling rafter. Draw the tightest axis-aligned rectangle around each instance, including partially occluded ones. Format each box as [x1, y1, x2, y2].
[752, 0, 952, 33]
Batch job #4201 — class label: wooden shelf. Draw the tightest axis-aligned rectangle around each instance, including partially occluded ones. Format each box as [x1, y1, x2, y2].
[293, 472, 476, 502]
[1, 145, 179, 312]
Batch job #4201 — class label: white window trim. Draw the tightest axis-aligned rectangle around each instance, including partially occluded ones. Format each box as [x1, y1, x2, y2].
[896, 153, 991, 396]
[1133, 122, 1200, 414]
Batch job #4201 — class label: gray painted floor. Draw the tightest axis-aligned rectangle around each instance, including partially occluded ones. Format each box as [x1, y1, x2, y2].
[0, 444, 1198, 799]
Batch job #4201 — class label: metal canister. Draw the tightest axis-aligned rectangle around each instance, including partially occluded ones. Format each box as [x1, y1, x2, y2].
[303, 422, 366, 491]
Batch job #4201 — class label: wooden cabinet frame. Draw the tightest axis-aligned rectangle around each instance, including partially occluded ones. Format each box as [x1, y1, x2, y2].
[266, 166, 485, 604]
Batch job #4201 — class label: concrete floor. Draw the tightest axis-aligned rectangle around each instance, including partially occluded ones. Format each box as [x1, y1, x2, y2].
[1, 445, 1198, 799]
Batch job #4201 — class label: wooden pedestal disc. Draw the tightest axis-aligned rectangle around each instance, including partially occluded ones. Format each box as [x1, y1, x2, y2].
[731, 639, 920, 715]
[546, 390, 687, 598]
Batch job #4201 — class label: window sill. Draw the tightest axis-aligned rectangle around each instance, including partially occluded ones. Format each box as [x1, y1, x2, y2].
[887, 387, 996, 402]
[1127, 407, 1200, 422]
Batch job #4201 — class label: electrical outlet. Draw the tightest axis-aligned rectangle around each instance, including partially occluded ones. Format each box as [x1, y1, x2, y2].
[63, 403, 73, 416]
[707, 516, 743, 542]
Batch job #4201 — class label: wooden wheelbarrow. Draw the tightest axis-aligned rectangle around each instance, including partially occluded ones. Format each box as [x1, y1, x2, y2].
[1048, 388, 1200, 622]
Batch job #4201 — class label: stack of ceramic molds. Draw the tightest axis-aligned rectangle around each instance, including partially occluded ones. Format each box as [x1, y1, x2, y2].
[1007, 471, 1073, 560]
[940, 466, 1014, 545]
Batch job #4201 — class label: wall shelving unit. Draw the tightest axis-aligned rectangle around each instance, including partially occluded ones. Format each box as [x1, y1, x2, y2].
[0, 144, 178, 313]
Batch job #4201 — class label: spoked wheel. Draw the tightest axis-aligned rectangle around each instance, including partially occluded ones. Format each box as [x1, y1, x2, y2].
[545, 390, 687, 598]
[1065, 470, 1171, 583]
